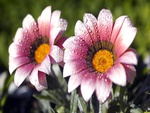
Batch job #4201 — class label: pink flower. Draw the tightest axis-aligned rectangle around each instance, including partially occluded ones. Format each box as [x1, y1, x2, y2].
[63, 9, 137, 102]
[8, 6, 67, 91]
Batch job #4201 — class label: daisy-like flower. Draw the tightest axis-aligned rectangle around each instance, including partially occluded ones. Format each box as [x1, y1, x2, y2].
[9, 6, 67, 91]
[63, 9, 137, 102]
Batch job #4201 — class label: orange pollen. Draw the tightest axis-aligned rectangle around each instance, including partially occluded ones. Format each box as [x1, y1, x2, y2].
[92, 50, 114, 73]
[34, 44, 50, 63]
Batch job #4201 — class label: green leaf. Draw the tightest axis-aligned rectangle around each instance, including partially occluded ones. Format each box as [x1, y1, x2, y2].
[70, 90, 78, 113]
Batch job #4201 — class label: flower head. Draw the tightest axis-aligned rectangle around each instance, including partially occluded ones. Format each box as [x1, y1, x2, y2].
[63, 9, 137, 102]
[9, 6, 67, 91]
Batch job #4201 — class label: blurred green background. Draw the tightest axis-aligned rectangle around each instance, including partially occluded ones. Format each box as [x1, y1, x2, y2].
[0, 0, 150, 112]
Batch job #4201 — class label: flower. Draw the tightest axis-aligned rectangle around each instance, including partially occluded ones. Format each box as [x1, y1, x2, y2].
[63, 9, 137, 102]
[8, 6, 67, 91]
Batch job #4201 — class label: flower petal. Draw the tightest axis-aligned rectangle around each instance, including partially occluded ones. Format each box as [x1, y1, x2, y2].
[49, 27, 62, 45]
[110, 16, 127, 43]
[114, 17, 137, 57]
[81, 72, 97, 101]
[50, 45, 64, 63]
[38, 55, 51, 75]
[14, 63, 35, 87]
[96, 75, 112, 102]
[118, 48, 138, 65]
[98, 9, 113, 41]
[56, 37, 67, 49]
[68, 70, 87, 92]
[75, 20, 93, 46]
[9, 43, 28, 57]
[83, 13, 100, 42]
[50, 10, 61, 28]
[38, 71, 48, 89]
[9, 56, 31, 74]
[123, 64, 136, 84]
[38, 6, 51, 37]
[29, 65, 47, 91]
[107, 63, 126, 86]
[22, 14, 39, 40]
[63, 59, 88, 77]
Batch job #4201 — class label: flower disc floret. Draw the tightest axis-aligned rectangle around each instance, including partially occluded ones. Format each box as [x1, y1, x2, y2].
[92, 50, 114, 73]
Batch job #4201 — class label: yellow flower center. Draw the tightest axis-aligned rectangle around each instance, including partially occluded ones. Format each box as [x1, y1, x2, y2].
[92, 50, 114, 73]
[34, 44, 50, 63]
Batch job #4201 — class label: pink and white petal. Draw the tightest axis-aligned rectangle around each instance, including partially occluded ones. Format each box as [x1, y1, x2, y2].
[9, 56, 31, 74]
[9, 43, 29, 57]
[58, 18, 68, 31]
[38, 6, 51, 37]
[49, 27, 62, 45]
[98, 9, 113, 41]
[96, 75, 112, 102]
[63, 36, 88, 51]
[68, 70, 87, 92]
[53, 19, 68, 42]
[114, 17, 137, 57]
[110, 16, 128, 43]
[22, 14, 39, 39]
[13, 28, 23, 44]
[63, 59, 88, 77]
[81, 73, 97, 101]
[83, 13, 99, 42]
[107, 63, 126, 86]
[50, 10, 61, 28]
[14, 63, 35, 87]
[38, 71, 48, 89]
[75, 20, 93, 46]
[117, 48, 138, 65]
[38, 55, 51, 75]
[30, 65, 47, 91]
[123, 64, 136, 84]
[50, 45, 64, 63]
[29, 65, 39, 86]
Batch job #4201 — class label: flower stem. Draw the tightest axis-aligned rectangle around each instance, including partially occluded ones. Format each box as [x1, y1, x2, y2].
[119, 86, 125, 113]
[98, 102, 102, 113]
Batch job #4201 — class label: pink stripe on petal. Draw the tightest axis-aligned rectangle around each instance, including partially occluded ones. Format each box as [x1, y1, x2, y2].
[96, 75, 112, 102]
[81, 73, 97, 101]
[83, 13, 100, 42]
[14, 63, 35, 87]
[68, 70, 87, 92]
[39, 55, 51, 75]
[9, 56, 31, 74]
[63, 59, 88, 77]
[114, 17, 137, 57]
[56, 37, 67, 49]
[117, 48, 138, 65]
[75, 20, 93, 46]
[9, 43, 29, 57]
[110, 16, 127, 43]
[123, 64, 136, 84]
[50, 45, 64, 63]
[38, 6, 51, 37]
[98, 9, 113, 41]
[107, 63, 126, 86]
